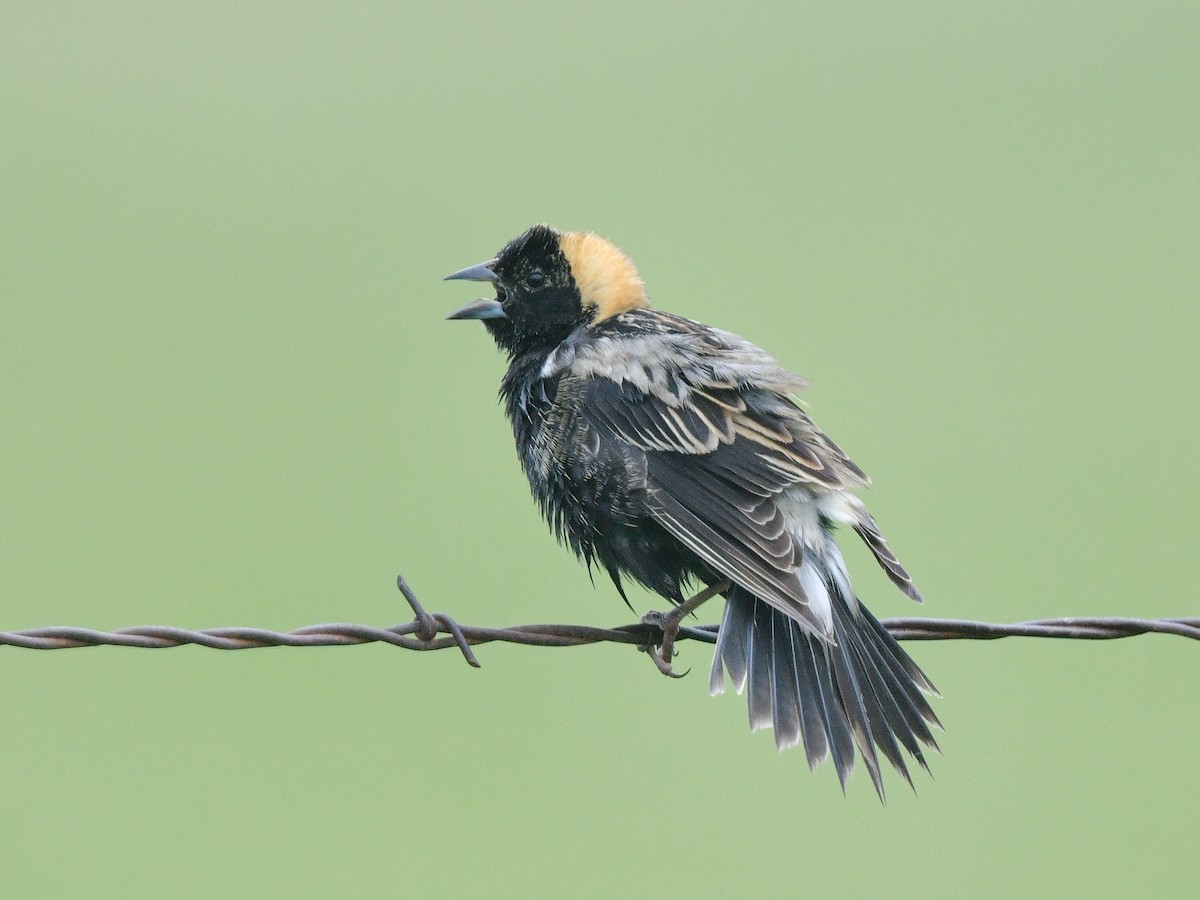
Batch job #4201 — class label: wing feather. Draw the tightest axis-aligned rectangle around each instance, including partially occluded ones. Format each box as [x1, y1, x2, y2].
[570, 310, 920, 635]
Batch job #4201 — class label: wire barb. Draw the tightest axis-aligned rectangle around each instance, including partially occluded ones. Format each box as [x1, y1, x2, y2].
[396, 575, 480, 667]
[1, 576, 1197, 659]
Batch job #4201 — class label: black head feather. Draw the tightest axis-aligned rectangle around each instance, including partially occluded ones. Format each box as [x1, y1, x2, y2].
[482, 225, 589, 358]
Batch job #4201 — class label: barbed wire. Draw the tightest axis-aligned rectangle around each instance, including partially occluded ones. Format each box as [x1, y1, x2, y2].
[1, 577, 1197, 667]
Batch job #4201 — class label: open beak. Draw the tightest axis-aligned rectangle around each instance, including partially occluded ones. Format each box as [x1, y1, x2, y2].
[445, 297, 506, 320]
[444, 258, 507, 320]
[444, 259, 500, 284]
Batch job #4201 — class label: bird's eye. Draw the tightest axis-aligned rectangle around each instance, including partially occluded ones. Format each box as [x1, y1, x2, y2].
[526, 271, 545, 289]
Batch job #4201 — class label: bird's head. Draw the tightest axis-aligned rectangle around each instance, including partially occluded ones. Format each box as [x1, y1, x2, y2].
[445, 225, 648, 356]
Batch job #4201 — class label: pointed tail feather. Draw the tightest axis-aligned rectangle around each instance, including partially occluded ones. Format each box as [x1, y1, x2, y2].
[854, 515, 925, 604]
[710, 583, 939, 800]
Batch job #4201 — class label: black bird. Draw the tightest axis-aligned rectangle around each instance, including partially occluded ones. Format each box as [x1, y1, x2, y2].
[445, 225, 940, 797]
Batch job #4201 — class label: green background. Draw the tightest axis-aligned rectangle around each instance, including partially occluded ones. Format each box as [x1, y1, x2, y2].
[2, 2, 1197, 897]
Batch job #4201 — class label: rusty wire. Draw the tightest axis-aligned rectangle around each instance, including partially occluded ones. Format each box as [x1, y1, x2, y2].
[0, 576, 1197, 666]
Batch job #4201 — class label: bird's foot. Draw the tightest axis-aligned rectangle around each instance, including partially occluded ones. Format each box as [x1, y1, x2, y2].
[640, 609, 689, 678]
[638, 579, 730, 679]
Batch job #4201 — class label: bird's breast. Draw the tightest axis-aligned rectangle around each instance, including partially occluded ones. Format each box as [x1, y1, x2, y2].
[508, 374, 651, 559]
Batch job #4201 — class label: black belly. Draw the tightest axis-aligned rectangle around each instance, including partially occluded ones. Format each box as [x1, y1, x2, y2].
[552, 450, 712, 605]
[510, 376, 714, 606]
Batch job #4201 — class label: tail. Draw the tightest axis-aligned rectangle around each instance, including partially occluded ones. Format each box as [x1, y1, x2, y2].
[709, 581, 941, 800]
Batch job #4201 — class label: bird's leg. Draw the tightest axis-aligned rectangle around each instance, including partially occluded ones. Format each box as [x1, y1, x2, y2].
[641, 578, 731, 678]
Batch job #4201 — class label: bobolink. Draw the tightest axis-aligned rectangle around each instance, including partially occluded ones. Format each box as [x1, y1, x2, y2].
[445, 225, 939, 797]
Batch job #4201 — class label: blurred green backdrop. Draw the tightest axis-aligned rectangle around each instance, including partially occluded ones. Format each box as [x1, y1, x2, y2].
[2, 2, 1197, 897]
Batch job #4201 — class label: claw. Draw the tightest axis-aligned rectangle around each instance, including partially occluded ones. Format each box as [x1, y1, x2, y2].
[644, 644, 689, 678]
[637, 579, 730, 679]
[640, 609, 690, 678]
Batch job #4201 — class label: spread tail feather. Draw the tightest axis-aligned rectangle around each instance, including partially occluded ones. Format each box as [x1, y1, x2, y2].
[709, 583, 940, 800]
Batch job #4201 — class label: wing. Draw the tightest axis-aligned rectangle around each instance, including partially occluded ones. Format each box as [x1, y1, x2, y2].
[566, 311, 904, 638]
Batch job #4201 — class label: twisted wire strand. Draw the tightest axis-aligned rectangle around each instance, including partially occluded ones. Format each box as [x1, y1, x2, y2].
[1, 577, 1197, 665]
